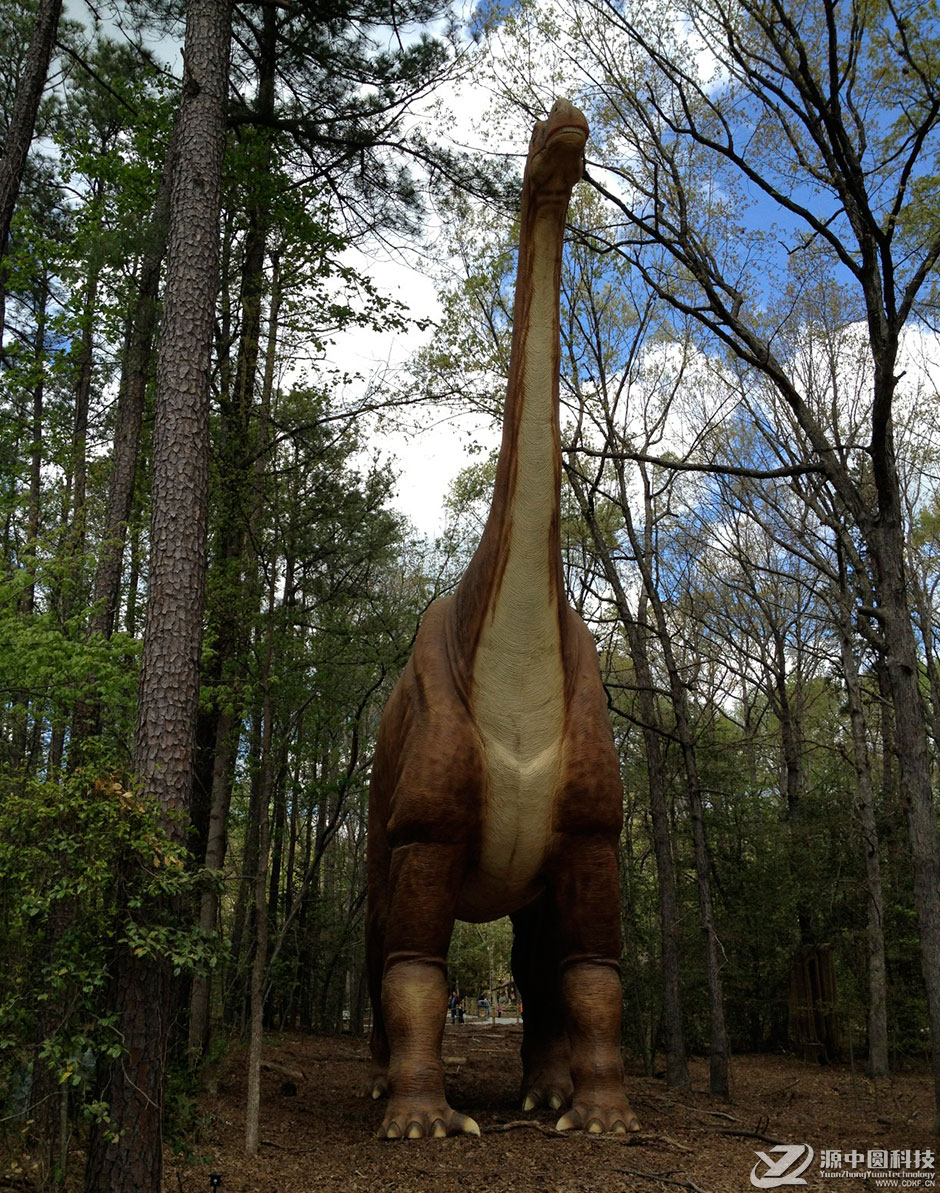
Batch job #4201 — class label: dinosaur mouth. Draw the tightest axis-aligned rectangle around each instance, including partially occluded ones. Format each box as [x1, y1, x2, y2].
[548, 125, 588, 146]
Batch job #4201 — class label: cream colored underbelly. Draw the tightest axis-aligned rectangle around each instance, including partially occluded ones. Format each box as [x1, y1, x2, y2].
[458, 362, 566, 920]
[457, 733, 561, 921]
[457, 591, 566, 922]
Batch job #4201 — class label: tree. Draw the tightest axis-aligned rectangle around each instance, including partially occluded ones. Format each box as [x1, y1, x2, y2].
[185, 0, 470, 1068]
[0, 0, 63, 345]
[84, 0, 231, 1185]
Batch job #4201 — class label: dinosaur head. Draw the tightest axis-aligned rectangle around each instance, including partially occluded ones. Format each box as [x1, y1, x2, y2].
[524, 97, 589, 205]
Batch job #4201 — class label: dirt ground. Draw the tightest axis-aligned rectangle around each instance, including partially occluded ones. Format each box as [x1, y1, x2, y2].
[160, 1024, 935, 1193]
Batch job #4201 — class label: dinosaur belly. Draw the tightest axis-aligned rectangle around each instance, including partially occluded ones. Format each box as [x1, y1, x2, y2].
[456, 733, 561, 921]
[458, 598, 566, 922]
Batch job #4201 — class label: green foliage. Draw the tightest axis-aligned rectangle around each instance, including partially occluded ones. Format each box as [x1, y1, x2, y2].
[0, 577, 140, 756]
[0, 767, 220, 1116]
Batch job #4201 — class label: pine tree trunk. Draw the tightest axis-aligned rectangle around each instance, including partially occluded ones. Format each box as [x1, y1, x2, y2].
[65, 254, 101, 570]
[191, 250, 282, 1055]
[89, 164, 171, 639]
[0, 0, 62, 343]
[193, 1, 276, 870]
[83, 0, 230, 1186]
[187, 709, 240, 1061]
[225, 694, 264, 1013]
[22, 294, 46, 616]
[246, 577, 277, 1156]
[71, 168, 170, 752]
[10, 294, 47, 769]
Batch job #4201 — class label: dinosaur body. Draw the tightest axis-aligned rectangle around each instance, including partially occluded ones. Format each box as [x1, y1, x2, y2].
[366, 99, 637, 1140]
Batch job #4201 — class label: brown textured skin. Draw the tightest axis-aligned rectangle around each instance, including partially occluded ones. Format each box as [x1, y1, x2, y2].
[366, 99, 638, 1140]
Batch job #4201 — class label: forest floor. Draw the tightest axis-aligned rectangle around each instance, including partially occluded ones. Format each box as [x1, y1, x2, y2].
[2, 1025, 935, 1192]
[160, 1024, 936, 1193]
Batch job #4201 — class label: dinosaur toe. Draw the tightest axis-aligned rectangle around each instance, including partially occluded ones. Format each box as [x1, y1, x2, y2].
[522, 1085, 571, 1113]
[556, 1100, 640, 1135]
[378, 1101, 480, 1140]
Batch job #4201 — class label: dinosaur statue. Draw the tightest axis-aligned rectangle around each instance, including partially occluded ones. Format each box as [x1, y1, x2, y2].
[366, 98, 637, 1141]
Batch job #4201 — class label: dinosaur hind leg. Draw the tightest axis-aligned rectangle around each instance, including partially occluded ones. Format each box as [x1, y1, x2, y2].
[511, 896, 573, 1113]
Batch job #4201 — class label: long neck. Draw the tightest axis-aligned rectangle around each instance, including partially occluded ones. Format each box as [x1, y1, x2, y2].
[453, 188, 570, 665]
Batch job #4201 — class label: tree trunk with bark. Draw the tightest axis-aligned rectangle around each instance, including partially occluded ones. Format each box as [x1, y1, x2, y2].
[0, 0, 62, 344]
[89, 162, 173, 640]
[245, 574, 277, 1156]
[870, 512, 940, 1123]
[84, 0, 231, 1187]
[622, 463, 730, 1096]
[70, 164, 172, 754]
[834, 583, 889, 1077]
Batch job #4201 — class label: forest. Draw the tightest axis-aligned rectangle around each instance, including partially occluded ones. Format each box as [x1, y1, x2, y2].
[0, 0, 938, 1188]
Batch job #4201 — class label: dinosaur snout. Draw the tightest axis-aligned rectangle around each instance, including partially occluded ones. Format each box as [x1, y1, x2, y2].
[526, 98, 590, 196]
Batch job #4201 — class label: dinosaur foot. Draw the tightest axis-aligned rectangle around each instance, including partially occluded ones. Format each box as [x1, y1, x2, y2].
[556, 1097, 640, 1136]
[521, 1073, 573, 1113]
[378, 1099, 480, 1140]
[520, 1054, 574, 1113]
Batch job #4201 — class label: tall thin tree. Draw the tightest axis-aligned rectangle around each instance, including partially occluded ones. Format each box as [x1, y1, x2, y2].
[84, 0, 231, 1187]
[0, 0, 62, 347]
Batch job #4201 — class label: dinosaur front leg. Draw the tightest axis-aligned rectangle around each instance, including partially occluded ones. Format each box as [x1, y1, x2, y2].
[550, 835, 640, 1136]
[377, 841, 480, 1140]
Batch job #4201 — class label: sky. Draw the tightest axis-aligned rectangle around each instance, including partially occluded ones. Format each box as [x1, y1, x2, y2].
[59, 0, 940, 543]
[328, 243, 500, 540]
[58, 0, 504, 539]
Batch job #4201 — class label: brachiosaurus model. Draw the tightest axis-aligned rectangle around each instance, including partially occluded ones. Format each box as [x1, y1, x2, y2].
[366, 98, 637, 1140]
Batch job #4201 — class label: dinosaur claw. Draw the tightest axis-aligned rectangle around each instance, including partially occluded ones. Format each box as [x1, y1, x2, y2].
[522, 1080, 571, 1114]
[586, 1118, 604, 1134]
[406, 1121, 423, 1139]
[556, 1110, 579, 1132]
[431, 1118, 448, 1138]
[456, 1113, 481, 1137]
